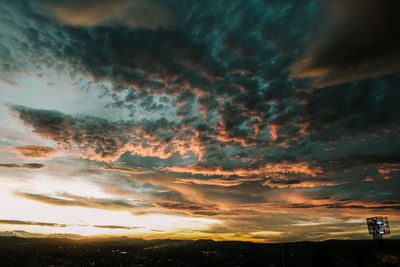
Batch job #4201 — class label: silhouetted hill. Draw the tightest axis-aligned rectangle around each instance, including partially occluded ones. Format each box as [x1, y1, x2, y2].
[0, 236, 399, 266]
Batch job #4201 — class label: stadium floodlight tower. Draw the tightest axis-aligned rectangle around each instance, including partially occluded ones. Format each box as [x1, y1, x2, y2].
[366, 217, 390, 240]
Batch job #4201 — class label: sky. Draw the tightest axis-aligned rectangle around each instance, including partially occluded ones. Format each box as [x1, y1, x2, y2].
[0, 0, 399, 243]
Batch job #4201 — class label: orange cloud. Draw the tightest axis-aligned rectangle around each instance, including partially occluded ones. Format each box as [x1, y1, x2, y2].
[216, 118, 255, 147]
[175, 177, 263, 187]
[13, 146, 56, 158]
[102, 166, 153, 175]
[269, 124, 279, 140]
[165, 161, 322, 178]
[39, 0, 171, 29]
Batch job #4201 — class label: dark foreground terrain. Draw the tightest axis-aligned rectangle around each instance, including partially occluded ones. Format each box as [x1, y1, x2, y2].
[0, 236, 399, 267]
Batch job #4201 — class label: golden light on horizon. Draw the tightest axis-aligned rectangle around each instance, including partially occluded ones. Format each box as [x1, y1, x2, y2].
[0, 191, 219, 236]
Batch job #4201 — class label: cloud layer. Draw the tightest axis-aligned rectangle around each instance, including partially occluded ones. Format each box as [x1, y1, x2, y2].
[0, 0, 399, 242]
[13, 146, 55, 158]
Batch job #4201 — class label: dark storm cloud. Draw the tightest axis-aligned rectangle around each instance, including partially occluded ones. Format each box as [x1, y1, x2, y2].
[2, 0, 318, 165]
[297, 75, 400, 142]
[291, 0, 400, 87]
[60, 26, 224, 94]
[1, 0, 316, 121]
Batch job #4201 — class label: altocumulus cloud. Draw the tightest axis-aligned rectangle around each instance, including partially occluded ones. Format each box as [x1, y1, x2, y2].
[4, 0, 400, 195]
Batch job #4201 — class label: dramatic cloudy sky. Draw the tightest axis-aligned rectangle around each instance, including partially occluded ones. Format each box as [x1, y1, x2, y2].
[0, 0, 399, 242]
